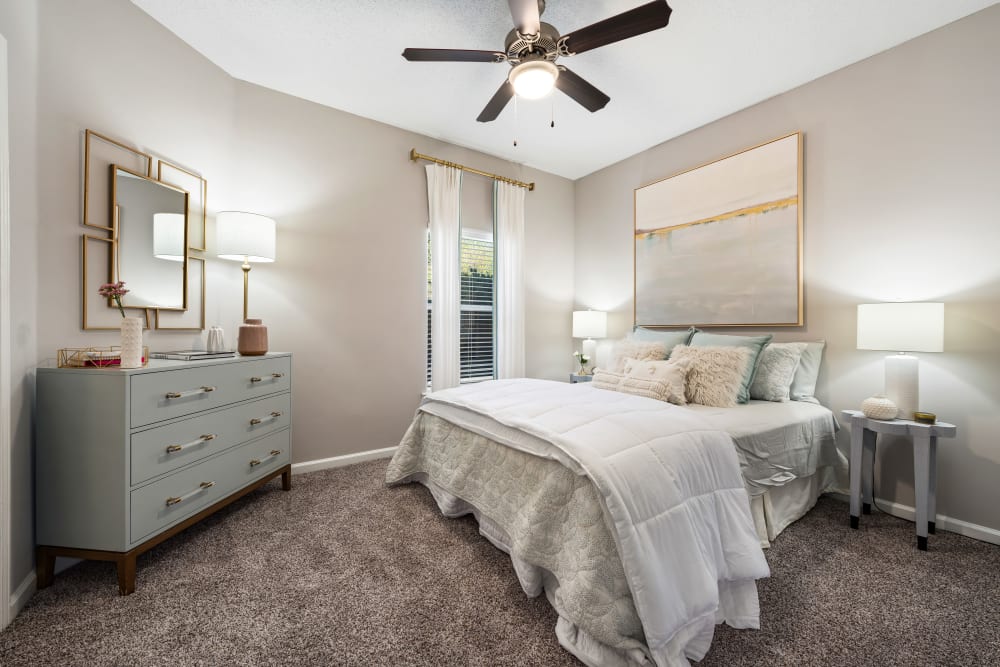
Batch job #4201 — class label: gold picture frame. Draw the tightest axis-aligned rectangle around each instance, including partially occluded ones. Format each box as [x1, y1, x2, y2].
[157, 160, 208, 252]
[83, 130, 153, 232]
[81, 234, 151, 331]
[633, 131, 804, 327]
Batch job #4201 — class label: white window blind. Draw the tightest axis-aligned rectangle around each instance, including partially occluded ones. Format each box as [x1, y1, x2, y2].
[427, 230, 495, 385]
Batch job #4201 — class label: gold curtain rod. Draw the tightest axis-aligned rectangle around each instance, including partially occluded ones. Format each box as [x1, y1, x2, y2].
[409, 148, 535, 191]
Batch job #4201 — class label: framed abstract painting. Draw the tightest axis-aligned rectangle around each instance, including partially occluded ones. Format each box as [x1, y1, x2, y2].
[634, 132, 803, 327]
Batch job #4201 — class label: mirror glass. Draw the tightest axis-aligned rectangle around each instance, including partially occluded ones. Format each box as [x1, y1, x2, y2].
[112, 166, 189, 309]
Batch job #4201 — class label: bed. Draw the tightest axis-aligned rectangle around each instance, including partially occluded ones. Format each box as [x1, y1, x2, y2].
[385, 377, 842, 667]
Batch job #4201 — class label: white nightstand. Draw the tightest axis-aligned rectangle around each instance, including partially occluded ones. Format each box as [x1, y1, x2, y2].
[842, 409, 957, 551]
[570, 373, 592, 384]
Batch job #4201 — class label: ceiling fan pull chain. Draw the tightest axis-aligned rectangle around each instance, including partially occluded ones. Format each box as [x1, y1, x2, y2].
[513, 95, 519, 147]
[551, 98, 555, 128]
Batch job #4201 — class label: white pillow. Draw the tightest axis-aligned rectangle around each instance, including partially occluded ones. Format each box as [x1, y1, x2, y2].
[607, 339, 668, 373]
[669, 345, 754, 408]
[623, 357, 689, 405]
[750, 342, 807, 402]
[591, 369, 625, 392]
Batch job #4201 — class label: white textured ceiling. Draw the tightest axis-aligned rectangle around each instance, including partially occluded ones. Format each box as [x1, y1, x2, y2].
[131, 0, 997, 180]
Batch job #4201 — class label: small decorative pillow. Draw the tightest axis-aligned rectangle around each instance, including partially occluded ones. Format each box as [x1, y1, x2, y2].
[608, 339, 668, 373]
[618, 376, 683, 404]
[591, 369, 625, 392]
[669, 345, 754, 408]
[750, 342, 808, 402]
[623, 357, 689, 405]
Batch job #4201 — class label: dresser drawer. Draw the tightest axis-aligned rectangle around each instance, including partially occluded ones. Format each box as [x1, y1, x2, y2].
[130, 357, 291, 427]
[130, 394, 291, 485]
[130, 429, 290, 545]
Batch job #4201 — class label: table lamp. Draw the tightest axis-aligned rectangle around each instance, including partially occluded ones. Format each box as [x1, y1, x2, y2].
[572, 310, 607, 373]
[216, 211, 276, 322]
[857, 302, 944, 420]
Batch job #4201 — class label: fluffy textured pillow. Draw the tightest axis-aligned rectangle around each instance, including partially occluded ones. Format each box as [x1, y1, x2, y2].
[591, 369, 625, 392]
[749, 343, 807, 402]
[607, 339, 667, 373]
[623, 357, 689, 405]
[670, 344, 754, 408]
[688, 332, 773, 404]
[629, 326, 696, 357]
[789, 341, 826, 404]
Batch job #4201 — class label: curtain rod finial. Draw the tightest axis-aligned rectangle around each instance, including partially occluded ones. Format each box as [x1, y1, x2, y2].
[409, 148, 418, 162]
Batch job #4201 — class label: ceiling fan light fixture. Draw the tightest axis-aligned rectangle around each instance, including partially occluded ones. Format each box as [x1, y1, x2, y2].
[508, 60, 558, 99]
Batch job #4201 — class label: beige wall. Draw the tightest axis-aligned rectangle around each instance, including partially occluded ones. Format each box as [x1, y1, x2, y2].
[574, 7, 1000, 534]
[1, 0, 573, 599]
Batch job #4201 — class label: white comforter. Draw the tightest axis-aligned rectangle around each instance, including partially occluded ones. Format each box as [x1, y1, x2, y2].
[421, 379, 770, 666]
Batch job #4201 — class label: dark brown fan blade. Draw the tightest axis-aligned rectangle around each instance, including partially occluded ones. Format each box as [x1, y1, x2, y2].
[560, 0, 672, 55]
[402, 48, 505, 63]
[477, 81, 515, 122]
[554, 67, 610, 113]
[508, 0, 541, 36]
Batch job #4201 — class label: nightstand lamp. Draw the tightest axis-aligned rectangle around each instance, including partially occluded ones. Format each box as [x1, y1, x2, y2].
[216, 211, 277, 322]
[573, 310, 607, 374]
[857, 302, 944, 420]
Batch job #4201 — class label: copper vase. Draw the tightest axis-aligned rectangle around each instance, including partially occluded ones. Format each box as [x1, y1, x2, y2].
[238, 318, 268, 356]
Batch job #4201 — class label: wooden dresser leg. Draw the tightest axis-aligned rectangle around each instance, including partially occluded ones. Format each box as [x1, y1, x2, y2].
[117, 553, 137, 596]
[36, 547, 56, 590]
[282, 466, 292, 491]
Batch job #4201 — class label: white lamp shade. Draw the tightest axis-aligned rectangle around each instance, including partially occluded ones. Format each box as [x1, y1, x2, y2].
[216, 211, 276, 263]
[573, 310, 607, 339]
[153, 213, 185, 262]
[857, 302, 944, 352]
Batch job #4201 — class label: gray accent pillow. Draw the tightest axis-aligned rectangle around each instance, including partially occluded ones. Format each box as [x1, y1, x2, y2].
[630, 326, 696, 356]
[686, 332, 773, 404]
[750, 342, 807, 402]
[789, 341, 826, 404]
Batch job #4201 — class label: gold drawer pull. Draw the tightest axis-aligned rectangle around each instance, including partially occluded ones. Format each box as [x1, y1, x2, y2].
[165, 386, 216, 399]
[165, 481, 215, 507]
[165, 434, 216, 454]
[249, 450, 283, 467]
[249, 411, 283, 426]
[250, 372, 285, 383]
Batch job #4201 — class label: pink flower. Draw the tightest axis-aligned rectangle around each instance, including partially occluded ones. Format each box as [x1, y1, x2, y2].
[98, 281, 129, 318]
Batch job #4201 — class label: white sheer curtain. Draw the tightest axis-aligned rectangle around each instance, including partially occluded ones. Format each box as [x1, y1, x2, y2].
[427, 164, 463, 391]
[494, 180, 526, 379]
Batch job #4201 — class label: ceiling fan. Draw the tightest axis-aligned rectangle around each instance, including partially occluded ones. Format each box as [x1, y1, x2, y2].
[402, 0, 673, 122]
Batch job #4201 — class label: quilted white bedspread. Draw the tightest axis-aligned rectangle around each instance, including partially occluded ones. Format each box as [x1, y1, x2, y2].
[419, 379, 770, 666]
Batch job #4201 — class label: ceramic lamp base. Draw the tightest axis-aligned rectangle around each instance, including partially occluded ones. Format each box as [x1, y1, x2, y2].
[582, 338, 597, 373]
[885, 353, 919, 420]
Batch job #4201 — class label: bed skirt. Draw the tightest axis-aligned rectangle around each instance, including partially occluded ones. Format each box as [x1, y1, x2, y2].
[750, 466, 837, 548]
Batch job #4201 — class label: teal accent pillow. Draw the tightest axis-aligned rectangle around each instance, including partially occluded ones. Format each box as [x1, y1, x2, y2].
[686, 332, 773, 403]
[630, 326, 696, 356]
[789, 341, 826, 404]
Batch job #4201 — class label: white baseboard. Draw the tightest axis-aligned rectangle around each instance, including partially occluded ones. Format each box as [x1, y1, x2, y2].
[827, 491, 1000, 546]
[8, 571, 34, 620]
[291, 446, 397, 475]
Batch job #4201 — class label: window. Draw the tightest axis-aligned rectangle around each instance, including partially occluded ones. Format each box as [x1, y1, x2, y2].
[427, 229, 495, 385]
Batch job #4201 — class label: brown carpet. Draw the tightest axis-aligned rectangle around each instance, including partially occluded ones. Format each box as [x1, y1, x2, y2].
[2, 459, 998, 666]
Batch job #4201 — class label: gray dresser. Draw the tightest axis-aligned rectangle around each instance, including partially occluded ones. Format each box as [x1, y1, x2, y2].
[35, 352, 292, 594]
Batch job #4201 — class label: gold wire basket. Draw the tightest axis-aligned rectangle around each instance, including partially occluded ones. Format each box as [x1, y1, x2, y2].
[57, 346, 150, 368]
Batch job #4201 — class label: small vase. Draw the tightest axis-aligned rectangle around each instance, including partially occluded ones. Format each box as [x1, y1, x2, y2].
[120, 316, 144, 368]
[238, 318, 268, 356]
